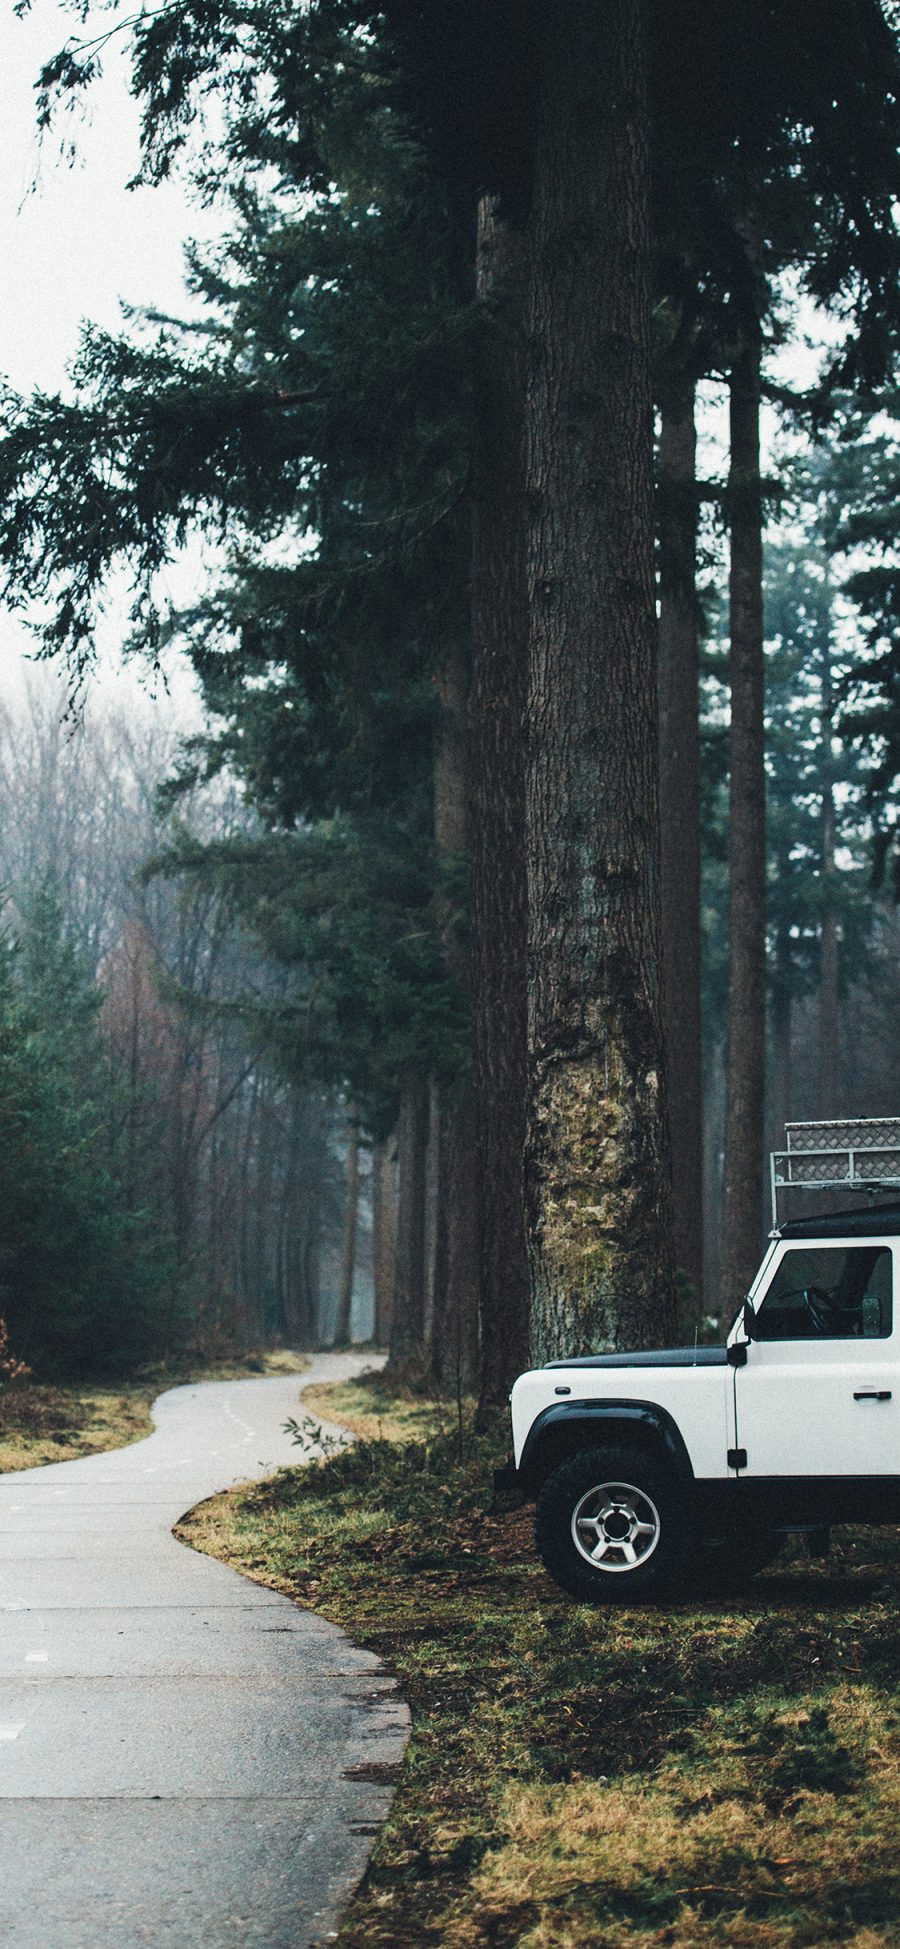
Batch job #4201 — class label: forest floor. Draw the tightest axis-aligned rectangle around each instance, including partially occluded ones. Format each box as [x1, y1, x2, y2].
[0, 1349, 310, 1472]
[179, 1371, 900, 1949]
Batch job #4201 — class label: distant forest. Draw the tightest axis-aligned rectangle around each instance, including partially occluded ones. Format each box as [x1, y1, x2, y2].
[0, 680, 366, 1371]
[1, 0, 900, 1391]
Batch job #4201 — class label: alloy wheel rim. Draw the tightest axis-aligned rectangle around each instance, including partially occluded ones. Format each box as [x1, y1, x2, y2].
[570, 1478, 661, 1573]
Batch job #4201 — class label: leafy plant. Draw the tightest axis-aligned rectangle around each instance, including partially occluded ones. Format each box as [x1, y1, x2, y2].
[0, 1317, 30, 1384]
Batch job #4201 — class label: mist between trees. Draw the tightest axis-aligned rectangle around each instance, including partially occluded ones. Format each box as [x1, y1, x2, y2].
[0, 681, 366, 1374]
[2, 0, 900, 1395]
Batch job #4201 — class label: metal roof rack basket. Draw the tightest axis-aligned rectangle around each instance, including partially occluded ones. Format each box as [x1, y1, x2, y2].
[771, 1117, 900, 1226]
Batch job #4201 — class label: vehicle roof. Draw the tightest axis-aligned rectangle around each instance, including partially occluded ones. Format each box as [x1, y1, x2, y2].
[777, 1201, 900, 1240]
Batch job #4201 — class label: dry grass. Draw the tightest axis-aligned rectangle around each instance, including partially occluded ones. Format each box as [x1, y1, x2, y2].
[0, 1348, 310, 1472]
[177, 1377, 900, 1949]
[300, 1374, 456, 1444]
[0, 1384, 154, 1471]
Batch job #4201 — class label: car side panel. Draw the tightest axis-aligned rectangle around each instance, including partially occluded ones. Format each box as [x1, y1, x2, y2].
[511, 1365, 733, 1480]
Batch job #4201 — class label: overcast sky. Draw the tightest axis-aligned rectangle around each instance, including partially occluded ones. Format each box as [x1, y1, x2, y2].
[0, 1, 211, 720]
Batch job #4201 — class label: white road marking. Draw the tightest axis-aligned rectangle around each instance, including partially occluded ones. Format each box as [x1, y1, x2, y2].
[0, 1724, 25, 1740]
[25, 1652, 48, 1664]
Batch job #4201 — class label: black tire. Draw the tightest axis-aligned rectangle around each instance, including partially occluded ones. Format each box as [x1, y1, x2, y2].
[534, 1444, 695, 1603]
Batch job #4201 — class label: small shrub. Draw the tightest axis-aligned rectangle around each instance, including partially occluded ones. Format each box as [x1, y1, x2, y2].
[0, 1317, 31, 1384]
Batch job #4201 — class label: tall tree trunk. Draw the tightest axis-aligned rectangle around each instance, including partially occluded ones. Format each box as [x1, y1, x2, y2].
[657, 369, 704, 1311]
[770, 924, 793, 1151]
[371, 1135, 398, 1346]
[430, 1087, 480, 1384]
[524, 0, 675, 1361]
[430, 635, 481, 1384]
[423, 1080, 442, 1350]
[720, 326, 767, 1311]
[471, 195, 531, 1409]
[334, 1110, 359, 1346]
[389, 1074, 430, 1368]
[702, 1036, 727, 1315]
[820, 644, 839, 1118]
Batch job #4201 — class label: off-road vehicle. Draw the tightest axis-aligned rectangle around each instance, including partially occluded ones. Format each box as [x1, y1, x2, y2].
[509, 1119, 900, 1600]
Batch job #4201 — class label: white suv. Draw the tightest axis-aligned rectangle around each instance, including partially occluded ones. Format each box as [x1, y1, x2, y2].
[509, 1121, 900, 1602]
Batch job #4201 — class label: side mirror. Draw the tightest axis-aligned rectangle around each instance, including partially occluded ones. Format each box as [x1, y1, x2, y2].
[727, 1301, 753, 1367]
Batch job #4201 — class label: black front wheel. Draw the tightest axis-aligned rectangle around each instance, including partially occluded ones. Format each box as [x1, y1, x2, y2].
[534, 1445, 695, 1603]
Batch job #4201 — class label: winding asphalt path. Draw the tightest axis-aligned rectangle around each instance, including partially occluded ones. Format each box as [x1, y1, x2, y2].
[0, 1354, 409, 1948]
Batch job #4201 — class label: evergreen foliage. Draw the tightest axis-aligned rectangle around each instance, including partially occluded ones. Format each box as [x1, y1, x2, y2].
[0, 6, 476, 1172]
[825, 400, 900, 893]
[0, 884, 165, 1372]
[148, 818, 467, 1139]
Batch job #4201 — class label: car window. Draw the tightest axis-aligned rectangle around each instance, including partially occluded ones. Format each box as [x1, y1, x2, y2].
[753, 1245, 893, 1341]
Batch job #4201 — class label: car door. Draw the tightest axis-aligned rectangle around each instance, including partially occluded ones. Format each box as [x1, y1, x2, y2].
[732, 1238, 899, 1478]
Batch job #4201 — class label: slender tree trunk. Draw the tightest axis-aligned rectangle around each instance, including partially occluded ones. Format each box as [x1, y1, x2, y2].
[423, 1079, 442, 1350]
[431, 1087, 480, 1384]
[703, 1036, 727, 1314]
[431, 630, 481, 1384]
[371, 1135, 398, 1346]
[720, 328, 767, 1310]
[389, 1074, 430, 1368]
[471, 194, 532, 1409]
[303, 1187, 323, 1345]
[820, 645, 839, 1118]
[334, 1110, 360, 1346]
[771, 925, 793, 1148]
[657, 369, 704, 1311]
[524, 0, 675, 1360]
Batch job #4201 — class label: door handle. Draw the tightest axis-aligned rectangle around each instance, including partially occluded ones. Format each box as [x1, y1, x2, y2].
[853, 1389, 892, 1401]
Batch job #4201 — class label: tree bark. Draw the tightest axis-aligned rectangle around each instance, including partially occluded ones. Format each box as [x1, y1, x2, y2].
[523, 0, 675, 1361]
[720, 329, 767, 1311]
[333, 1109, 359, 1346]
[770, 924, 793, 1151]
[820, 643, 839, 1118]
[430, 631, 481, 1384]
[371, 1134, 398, 1346]
[389, 1073, 430, 1368]
[470, 195, 532, 1408]
[657, 369, 704, 1310]
[430, 1086, 480, 1384]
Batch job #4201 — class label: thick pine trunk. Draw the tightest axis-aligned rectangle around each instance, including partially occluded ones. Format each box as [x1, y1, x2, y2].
[524, 0, 675, 1360]
[657, 371, 704, 1310]
[333, 1111, 359, 1346]
[720, 332, 767, 1311]
[371, 1135, 397, 1346]
[471, 195, 532, 1408]
[389, 1074, 430, 1368]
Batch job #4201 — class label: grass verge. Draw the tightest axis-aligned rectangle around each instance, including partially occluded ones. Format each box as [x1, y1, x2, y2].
[178, 1373, 900, 1949]
[0, 1348, 310, 1472]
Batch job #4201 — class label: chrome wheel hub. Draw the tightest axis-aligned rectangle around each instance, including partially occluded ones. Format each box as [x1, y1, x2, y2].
[571, 1478, 661, 1573]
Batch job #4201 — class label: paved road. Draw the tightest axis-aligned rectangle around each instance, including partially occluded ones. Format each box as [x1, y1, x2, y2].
[0, 1354, 409, 1948]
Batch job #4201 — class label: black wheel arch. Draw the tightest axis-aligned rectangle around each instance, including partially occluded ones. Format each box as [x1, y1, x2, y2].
[518, 1399, 694, 1498]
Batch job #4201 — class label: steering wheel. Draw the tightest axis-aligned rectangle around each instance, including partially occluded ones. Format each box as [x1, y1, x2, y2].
[801, 1285, 862, 1336]
[800, 1284, 840, 1333]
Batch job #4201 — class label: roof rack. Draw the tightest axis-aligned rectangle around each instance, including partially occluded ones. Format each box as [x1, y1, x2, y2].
[771, 1118, 900, 1227]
